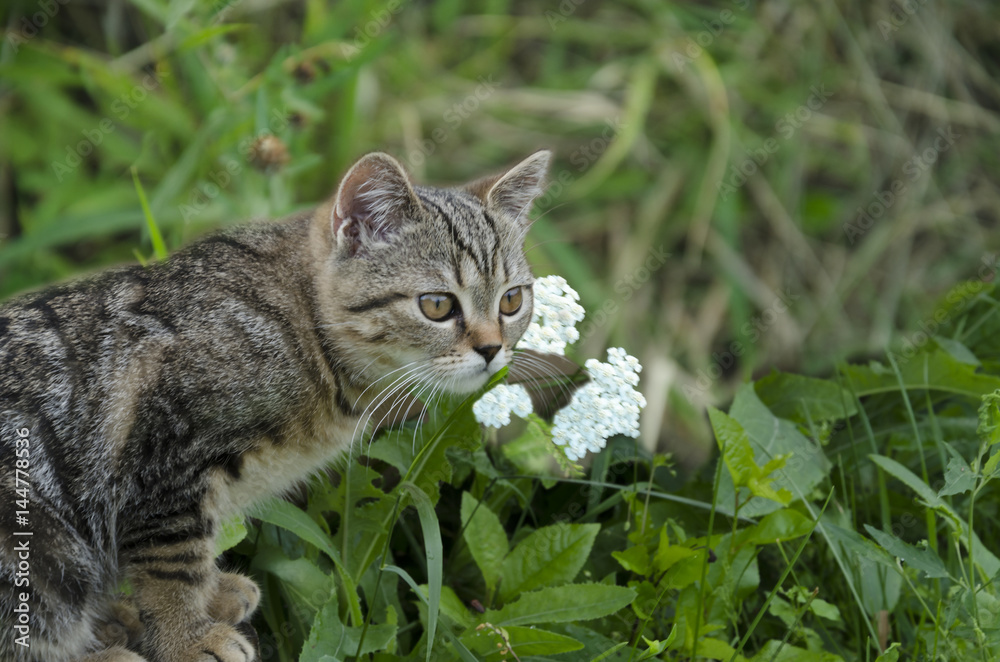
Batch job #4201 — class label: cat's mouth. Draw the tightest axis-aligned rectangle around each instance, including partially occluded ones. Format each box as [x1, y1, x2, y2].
[444, 360, 506, 395]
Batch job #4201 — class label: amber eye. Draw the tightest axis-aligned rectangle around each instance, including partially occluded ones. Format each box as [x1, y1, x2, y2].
[419, 293, 456, 321]
[499, 287, 523, 315]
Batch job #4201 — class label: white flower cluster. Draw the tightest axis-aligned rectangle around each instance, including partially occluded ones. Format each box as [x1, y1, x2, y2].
[473, 383, 533, 429]
[518, 275, 586, 355]
[471, 271, 646, 462]
[551, 348, 646, 461]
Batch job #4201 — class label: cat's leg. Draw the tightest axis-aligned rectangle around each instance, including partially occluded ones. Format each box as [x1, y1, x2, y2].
[127, 535, 258, 662]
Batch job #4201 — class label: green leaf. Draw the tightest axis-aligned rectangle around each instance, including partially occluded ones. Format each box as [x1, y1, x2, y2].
[843, 350, 1000, 400]
[487, 584, 636, 626]
[652, 526, 697, 576]
[690, 637, 748, 662]
[750, 641, 844, 661]
[252, 497, 363, 625]
[424, 585, 474, 630]
[868, 455, 1000, 578]
[215, 514, 247, 555]
[300, 597, 396, 662]
[754, 371, 857, 424]
[131, 166, 168, 260]
[636, 627, 675, 660]
[978, 389, 1000, 448]
[499, 522, 600, 600]
[863, 525, 951, 579]
[251, 546, 335, 616]
[709, 405, 792, 509]
[398, 482, 443, 662]
[744, 509, 814, 545]
[383, 564, 479, 662]
[874, 642, 902, 662]
[612, 543, 651, 575]
[588, 642, 628, 662]
[461, 492, 508, 595]
[462, 625, 584, 658]
[933, 335, 980, 366]
[352, 371, 503, 585]
[939, 456, 975, 497]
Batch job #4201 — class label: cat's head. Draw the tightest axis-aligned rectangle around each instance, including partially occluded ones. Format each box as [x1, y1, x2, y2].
[312, 151, 550, 397]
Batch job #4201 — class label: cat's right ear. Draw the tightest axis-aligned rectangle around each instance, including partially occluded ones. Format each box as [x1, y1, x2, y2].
[467, 150, 552, 227]
[328, 152, 422, 255]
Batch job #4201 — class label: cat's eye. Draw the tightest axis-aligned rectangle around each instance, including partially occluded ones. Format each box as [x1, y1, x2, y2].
[419, 293, 456, 321]
[499, 287, 523, 315]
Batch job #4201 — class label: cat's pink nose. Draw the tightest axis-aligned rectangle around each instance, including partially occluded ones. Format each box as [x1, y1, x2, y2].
[474, 344, 501, 365]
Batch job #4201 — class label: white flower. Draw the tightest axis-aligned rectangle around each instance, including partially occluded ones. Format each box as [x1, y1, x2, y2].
[551, 347, 646, 461]
[519, 275, 586, 356]
[474, 384, 533, 428]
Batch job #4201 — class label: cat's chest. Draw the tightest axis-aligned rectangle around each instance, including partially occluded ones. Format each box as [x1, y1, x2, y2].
[212, 406, 360, 515]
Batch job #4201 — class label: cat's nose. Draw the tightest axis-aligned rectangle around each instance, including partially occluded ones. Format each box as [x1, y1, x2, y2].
[474, 344, 502, 365]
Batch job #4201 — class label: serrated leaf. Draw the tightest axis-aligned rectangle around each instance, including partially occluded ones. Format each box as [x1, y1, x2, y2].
[864, 525, 951, 579]
[461, 492, 508, 594]
[939, 456, 975, 497]
[462, 625, 584, 658]
[499, 522, 599, 600]
[755, 371, 857, 424]
[300, 597, 396, 662]
[488, 584, 636, 626]
[843, 350, 1000, 400]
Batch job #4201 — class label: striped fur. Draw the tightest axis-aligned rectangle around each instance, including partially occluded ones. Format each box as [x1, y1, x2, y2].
[0, 151, 550, 662]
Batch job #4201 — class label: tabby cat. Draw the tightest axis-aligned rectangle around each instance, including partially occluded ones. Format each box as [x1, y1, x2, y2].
[0, 150, 551, 662]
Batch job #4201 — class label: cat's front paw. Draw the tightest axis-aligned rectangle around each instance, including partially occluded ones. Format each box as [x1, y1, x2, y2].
[95, 598, 145, 649]
[190, 623, 257, 662]
[208, 572, 261, 625]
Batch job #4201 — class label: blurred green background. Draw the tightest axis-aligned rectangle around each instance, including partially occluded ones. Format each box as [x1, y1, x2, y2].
[2, 0, 998, 467]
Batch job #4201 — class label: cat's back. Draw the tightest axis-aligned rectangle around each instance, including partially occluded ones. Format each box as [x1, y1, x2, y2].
[0, 214, 327, 511]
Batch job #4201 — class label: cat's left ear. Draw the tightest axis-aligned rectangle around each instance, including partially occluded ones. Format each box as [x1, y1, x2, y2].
[468, 150, 551, 225]
[329, 152, 423, 255]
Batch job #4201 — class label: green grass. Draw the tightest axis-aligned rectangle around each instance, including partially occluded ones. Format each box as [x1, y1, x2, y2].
[3, 1, 1000, 660]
